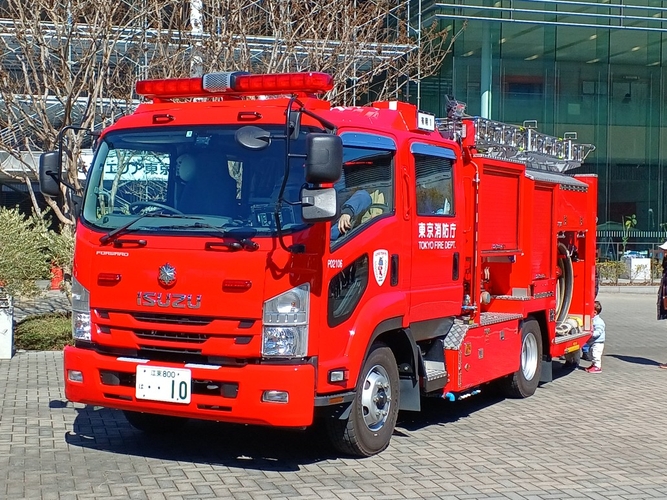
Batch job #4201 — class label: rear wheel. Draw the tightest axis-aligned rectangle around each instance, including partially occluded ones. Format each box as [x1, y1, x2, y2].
[325, 342, 400, 457]
[123, 411, 188, 433]
[499, 319, 543, 398]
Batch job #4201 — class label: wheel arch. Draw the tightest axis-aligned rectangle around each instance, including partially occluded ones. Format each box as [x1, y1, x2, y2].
[341, 292, 409, 391]
[528, 310, 549, 360]
[363, 318, 420, 411]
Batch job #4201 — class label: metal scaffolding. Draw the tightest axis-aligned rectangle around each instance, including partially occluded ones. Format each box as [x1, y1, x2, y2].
[0, 1, 425, 150]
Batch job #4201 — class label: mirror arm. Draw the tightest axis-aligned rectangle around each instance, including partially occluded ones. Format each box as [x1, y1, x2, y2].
[300, 107, 337, 132]
[271, 98, 305, 255]
[45, 170, 77, 192]
[54, 125, 92, 191]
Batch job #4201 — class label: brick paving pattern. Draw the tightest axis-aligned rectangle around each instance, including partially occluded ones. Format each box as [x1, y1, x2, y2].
[1, 291, 667, 499]
[12, 291, 70, 323]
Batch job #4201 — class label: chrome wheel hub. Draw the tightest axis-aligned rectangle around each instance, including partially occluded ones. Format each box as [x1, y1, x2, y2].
[360, 364, 392, 431]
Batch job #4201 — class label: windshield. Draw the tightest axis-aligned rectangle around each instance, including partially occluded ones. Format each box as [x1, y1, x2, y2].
[81, 125, 309, 237]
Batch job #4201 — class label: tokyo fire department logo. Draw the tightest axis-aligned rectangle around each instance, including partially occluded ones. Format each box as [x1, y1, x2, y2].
[158, 263, 177, 287]
[373, 249, 389, 287]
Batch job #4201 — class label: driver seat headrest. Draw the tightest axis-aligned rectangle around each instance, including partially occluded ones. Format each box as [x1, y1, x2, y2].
[177, 154, 197, 182]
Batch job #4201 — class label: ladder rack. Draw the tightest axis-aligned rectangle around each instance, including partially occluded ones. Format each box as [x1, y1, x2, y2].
[437, 117, 595, 172]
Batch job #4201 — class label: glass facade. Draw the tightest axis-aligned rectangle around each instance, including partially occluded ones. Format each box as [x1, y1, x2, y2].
[416, 0, 667, 254]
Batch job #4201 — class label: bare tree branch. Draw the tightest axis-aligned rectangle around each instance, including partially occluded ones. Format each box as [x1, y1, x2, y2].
[0, 0, 460, 224]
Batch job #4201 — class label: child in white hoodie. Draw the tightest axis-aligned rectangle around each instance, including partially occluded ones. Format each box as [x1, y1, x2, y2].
[585, 300, 605, 373]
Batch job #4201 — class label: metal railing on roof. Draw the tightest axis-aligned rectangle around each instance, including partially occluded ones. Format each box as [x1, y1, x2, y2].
[437, 116, 595, 172]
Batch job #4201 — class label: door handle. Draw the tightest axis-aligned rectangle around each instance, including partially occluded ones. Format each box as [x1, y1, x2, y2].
[402, 167, 410, 221]
[391, 254, 399, 286]
[453, 252, 460, 280]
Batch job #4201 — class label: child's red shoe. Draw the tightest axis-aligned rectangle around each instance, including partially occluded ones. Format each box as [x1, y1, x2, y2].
[585, 365, 601, 373]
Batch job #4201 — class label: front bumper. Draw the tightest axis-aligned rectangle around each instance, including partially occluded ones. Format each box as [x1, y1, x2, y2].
[63, 345, 315, 427]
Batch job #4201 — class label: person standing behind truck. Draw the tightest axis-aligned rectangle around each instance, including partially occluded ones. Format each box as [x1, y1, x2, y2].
[656, 244, 667, 368]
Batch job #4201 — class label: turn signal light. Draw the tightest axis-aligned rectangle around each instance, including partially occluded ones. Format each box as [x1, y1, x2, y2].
[98, 273, 121, 286]
[223, 279, 252, 292]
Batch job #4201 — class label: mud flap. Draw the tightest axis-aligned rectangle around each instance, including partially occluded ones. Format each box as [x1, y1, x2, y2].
[539, 359, 553, 384]
[399, 378, 420, 411]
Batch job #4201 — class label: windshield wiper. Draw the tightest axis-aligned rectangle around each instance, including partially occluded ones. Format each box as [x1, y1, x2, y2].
[160, 221, 259, 251]
[99, 212, 200, 245]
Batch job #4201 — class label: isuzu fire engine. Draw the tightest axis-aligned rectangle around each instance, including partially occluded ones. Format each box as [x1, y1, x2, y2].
[40, 71, 597, 457]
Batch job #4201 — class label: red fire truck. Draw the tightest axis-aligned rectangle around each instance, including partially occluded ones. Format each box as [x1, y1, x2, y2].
[39, 71, 597, 457]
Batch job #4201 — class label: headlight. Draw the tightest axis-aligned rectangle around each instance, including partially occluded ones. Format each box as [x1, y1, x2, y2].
[262, 283, 309, 358]
[71, 276, 91, 341]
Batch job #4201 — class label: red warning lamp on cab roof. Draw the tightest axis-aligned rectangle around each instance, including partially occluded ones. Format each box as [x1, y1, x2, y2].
[135, 71, 334, 99]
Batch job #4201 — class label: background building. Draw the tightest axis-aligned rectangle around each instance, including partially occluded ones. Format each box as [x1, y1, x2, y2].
[412, 0, 667, 256]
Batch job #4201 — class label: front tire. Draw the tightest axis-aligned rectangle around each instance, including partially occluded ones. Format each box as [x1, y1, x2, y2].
[325, 342, 400, 457]
[123, 410, 188, 433]
[499, 319, 543, 398]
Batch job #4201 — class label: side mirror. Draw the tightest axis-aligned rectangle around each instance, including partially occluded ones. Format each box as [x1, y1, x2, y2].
[305, 133, 342, 184]
[39, 151, 61, 197]
[301, 187, 337, 222]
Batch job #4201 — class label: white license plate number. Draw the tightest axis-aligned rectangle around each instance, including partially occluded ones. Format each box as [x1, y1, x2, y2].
[136, 366, 191, 404]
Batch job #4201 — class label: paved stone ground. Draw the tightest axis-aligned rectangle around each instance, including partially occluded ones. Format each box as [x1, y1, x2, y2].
[12, 291, 70, 323]
[2, 291, 667, 499]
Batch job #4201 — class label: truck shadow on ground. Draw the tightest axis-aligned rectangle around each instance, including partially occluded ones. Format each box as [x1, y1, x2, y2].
[396, 391, 505, 433]
[61, 404, 336, 471]
[55, 368, 566, 469]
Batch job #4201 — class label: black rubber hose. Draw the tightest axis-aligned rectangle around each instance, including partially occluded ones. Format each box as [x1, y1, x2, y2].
[556, 242, 574, 322]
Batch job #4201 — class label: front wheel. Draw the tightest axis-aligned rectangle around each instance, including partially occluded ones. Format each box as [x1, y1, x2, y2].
[499, 319, 543, 398]
[325, 342, 400, 457]
[123, 410, 188, 433]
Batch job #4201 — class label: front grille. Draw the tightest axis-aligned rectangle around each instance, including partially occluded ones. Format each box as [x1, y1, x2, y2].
[90, 342, 251, 366]
[137, 346, 204, 364]
[130, 312, 214, 326]
[134, 329, 210, 343]
[90, 308, 257, 365]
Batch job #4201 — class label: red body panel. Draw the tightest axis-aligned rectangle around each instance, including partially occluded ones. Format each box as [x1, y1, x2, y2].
[443, 320, 521, 393]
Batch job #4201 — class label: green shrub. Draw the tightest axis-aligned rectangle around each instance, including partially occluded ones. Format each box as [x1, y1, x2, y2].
[597, 260, 626, 285]
[652, 258, 663, 280]
[0, 207, 75, 299]
[14, 312, 73, 351]
[0, 207, 51, 297]
[46, 225, 75, 298]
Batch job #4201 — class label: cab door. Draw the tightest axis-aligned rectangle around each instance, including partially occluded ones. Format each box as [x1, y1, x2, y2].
[317, 133, 404, 373]
[408, 142, 464, 324]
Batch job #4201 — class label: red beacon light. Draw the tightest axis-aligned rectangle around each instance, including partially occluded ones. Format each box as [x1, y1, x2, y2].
[135, 71, 333, 99]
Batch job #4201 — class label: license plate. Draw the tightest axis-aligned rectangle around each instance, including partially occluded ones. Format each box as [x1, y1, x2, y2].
[136, 366, 191, 404]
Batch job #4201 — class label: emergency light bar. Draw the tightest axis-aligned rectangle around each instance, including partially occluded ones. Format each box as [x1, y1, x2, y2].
[135, 71, 334, 99]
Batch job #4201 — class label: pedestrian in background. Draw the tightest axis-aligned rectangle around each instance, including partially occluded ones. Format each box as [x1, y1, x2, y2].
[585, 300, 605, 373]
[657, 242, 667, 368]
